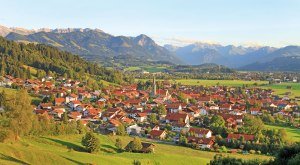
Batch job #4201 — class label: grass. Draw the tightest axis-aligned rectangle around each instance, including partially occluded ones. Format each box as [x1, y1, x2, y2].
[0, 87, 41, 106]
[264, 125, 300, 142]
[143, 66, 167, 73]
[0, 134, 272, 165]
[174, 79, 268, 87]
[262, 83, 300, 97]
[124, 67, 141, 72]
[137, 79, 268, 87]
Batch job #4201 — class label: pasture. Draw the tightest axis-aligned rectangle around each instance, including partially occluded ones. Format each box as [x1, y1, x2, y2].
[0, 134, 272, 165]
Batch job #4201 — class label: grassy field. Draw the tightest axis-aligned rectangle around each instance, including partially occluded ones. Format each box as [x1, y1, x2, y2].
[0, 134, 272, 165]
[174, 79, 268, 87]
[262, 83, 300, 97]
[137, 79, 268, 87]
[265, 125, 300, 142]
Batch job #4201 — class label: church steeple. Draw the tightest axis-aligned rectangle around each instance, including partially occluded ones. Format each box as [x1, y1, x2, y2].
[152, 75, 157, 96]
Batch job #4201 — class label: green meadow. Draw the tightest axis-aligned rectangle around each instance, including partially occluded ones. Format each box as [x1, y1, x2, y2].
[265, 125, 300, 142]
[0, 134, 272, 165]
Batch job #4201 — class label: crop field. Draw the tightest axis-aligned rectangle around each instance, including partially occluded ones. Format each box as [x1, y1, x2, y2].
[0, 134, 272, 165]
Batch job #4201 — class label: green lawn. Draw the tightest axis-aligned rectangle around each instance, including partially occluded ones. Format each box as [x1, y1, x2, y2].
[265, 125, 300, 142]
[0, 134, 272, 165]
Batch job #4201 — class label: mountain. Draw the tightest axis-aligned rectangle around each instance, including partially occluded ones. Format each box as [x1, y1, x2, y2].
[2, 25, 182, 66]
[165, 43, 277, 68]
[0, 36, 126, 84]
[240, 46, 300, 71]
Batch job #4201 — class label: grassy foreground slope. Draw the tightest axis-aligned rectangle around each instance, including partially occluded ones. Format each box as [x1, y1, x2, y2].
[0, 134, 271, 165]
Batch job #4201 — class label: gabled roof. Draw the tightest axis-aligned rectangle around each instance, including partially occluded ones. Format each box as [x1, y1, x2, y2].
[188, 128, 211, 135]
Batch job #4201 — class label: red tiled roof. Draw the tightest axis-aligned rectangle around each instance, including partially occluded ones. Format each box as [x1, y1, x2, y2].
[150, 130, 165, 137]
[227, 133, 255, 141]
[188, 128, 211, 135]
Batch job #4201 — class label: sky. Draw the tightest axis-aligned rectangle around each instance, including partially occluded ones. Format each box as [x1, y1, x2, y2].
[0, 0, 299, 47]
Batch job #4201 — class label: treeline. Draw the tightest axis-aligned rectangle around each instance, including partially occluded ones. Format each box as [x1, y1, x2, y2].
[209, 143, 300, 165]
[0, 37, 128, 84]
[0, 89, 86, 142]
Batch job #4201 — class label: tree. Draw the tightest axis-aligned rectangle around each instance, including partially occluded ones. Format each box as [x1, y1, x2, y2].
[62, 112, 68, 124]
[210, 115, 226, 135]
[76, 120, 85, 134]
[81, 132, 100, 153]
[115, 138, 123, 152]
[128, 137, 142, 152]
[179, 135, 188, 146]
[26, 67, 31, 79]
[5, 89, 35, 139]
[132, 160, 141, 165]
[243, 115, 264, 134]
[149, 113, 158, 124]
[116, 124, 126, 136]
[157, 104, 167, 116]
[0, 90, 6, 107]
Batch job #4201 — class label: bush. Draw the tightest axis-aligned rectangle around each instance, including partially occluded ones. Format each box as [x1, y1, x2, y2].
[249, 150, 256, 154]
[81, 132, 100, 153]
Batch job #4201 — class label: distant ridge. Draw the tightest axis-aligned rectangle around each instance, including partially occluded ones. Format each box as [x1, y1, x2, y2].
[1, 25, 182, 66]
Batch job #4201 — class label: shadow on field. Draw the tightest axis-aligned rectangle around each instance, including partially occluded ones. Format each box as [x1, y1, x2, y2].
[42, 137, 86, 152]
[0, 153, 30, 165]
[101, 144, 117, 153]
[62, 156, 86, 165]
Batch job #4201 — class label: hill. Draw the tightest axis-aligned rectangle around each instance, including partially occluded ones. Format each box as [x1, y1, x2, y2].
[0, 37, 125, 84]
[239, 56, 300, 71]
[0, 134, 272, 165]
[167, 63, 235, 73]
[4, 27, 182, 66]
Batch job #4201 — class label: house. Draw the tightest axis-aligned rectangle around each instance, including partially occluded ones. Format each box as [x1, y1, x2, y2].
[227, 133, 255, 142]
[136, 113, 147, 122]
[68, 111, 82, 121]
[220, 104, 232, 111]
[126, 124, 142, 135]
[171, 122, 190, 132]
[188, 128, 212, 138]
[187, 137, 215, 149]
[184, 106, 200, 117]
[125, 141, 155, 153]
[65, 94, 78, 103]
[166, 103, 182, 113]
[55, 98, 65, 106]
[165, 113, 189, 124]
[69, 100, 81, 110]
[149, 130, 167, 140]
[250, 108, 262, 115]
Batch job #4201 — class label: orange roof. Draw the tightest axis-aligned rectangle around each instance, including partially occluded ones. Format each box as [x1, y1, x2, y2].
[55, 98, 65, 103]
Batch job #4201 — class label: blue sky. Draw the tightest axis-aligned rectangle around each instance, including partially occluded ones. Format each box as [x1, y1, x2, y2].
[0, 0, 299, 47]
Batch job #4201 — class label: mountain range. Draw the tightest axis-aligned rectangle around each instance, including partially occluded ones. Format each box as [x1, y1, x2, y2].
[1, 25, 182, 66]
[1, 25, 300, 71]
[165, 43, 300, 71]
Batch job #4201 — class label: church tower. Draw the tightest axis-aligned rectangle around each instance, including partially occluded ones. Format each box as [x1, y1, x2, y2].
[152, 75, 157, 96]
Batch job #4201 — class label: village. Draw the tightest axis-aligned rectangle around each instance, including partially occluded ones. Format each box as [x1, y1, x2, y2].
[1, 74, 299, 154]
